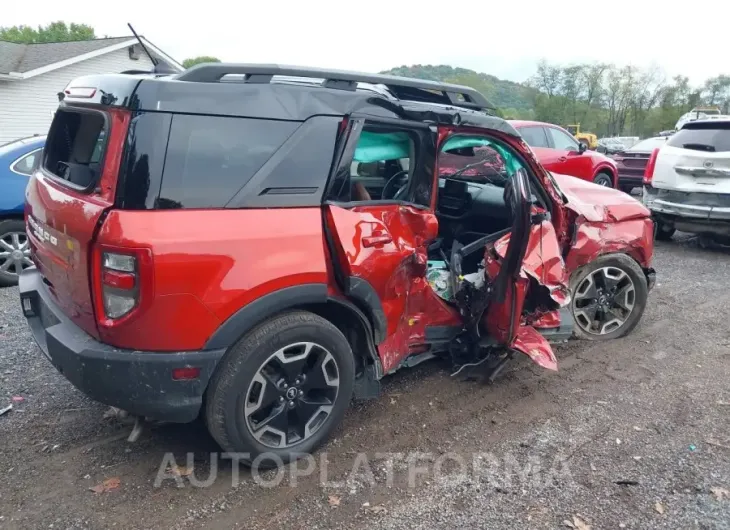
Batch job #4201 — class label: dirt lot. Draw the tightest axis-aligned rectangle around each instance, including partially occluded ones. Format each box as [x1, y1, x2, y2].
[1, 234, 729, 530]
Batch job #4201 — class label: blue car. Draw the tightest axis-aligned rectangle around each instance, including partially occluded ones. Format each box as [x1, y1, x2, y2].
[0, 135, 45, 286]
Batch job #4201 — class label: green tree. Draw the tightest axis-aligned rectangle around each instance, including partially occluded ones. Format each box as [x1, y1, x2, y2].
[183, 56, 221, 69]
[0, 22, 95, 43]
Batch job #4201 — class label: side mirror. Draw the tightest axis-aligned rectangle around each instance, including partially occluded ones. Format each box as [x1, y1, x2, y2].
[578, 142, 588, 154]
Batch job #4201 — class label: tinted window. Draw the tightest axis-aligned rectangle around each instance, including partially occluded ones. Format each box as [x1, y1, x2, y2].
[12, 148, 42, 175]
[117, 112, 172, 210]
[159, 115, 298, 208]
[547, 127, 579, 151]
[628, 137, 667, 153]
[43, 109, 106, 189]
[519, 126, 550, 148]
[667, 124, 730, 153]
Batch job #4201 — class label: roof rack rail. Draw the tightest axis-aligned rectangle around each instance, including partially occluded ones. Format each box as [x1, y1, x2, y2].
[175, 63, 494, 111]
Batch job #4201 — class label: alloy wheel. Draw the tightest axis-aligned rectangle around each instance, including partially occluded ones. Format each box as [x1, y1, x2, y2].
[573, 266, 636, 335]
[0, 232, 32, 277]
[244, 342, 340, 448]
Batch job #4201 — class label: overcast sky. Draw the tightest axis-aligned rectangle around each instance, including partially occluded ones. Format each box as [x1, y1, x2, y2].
[4, 1, 728, 86]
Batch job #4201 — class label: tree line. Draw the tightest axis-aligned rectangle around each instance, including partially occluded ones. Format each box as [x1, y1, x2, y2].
[0, 22, 220, 71]
[522, 60, 730, 138]
[4, 23, 730, 139]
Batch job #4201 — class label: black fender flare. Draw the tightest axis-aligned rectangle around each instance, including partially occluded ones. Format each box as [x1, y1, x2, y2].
[203, 284, 329, 351]
[203, 283, 384, 364]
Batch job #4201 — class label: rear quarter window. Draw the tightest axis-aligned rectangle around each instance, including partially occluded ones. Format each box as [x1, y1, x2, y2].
[43, 108, 107, 189]
[668, 123, 730, 152]
[158, 115, 299, 208]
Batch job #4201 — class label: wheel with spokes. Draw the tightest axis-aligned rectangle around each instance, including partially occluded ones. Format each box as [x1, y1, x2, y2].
[569, 254, 648, 340]
[205, 311, 355, 466]
[0, 220, 33, 287]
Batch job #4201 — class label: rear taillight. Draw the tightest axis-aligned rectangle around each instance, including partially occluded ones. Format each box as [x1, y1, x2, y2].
[643, 148, 660, 185]
[101, 252, 137, 318]
[92, 245, 153, 326]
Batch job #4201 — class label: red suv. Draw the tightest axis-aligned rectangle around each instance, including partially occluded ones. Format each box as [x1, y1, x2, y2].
[19, 65, 655, 464]
[509, 120, 618, 188]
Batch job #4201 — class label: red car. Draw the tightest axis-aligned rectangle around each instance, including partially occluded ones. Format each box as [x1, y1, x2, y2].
[19, 65, 655, 465]
[509, 120, 618, 188]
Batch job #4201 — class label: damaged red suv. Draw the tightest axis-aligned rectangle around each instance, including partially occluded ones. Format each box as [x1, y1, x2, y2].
[20, 65, 655, 464]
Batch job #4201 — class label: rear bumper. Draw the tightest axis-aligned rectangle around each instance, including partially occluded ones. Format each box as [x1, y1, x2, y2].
[617, 172, 644, 188]
[643, 186, 730, 220]
[19, 268, 224, 423]
[643, 186, 730, 236]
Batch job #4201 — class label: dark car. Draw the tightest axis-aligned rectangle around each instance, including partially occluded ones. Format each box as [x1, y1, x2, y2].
[0, 135, 45, 286]
[596, 138, 627, 155]
[20, 64, 655, 464]
[611, 137, 668, 193]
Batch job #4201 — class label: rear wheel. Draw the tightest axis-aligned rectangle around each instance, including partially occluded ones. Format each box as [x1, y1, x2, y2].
[570, 254, 648, 341]
[593, 172, 614, 188]
[205, 311, 355, 467]
[0, 219, 33, 287]
[655, 223, 675, 241]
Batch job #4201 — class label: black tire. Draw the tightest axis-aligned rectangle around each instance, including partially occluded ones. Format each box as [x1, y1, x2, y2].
[0, 219, 31, 288]
[569, 253, 648, 341]
[655, 223, 675, 241]
[205, 310, 355, 467]
[593, 172, 614, 188]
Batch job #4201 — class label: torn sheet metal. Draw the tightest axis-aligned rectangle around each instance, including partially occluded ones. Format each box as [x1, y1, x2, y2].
[525, 309, 561, 329]
[552, 172, 650, 224]
[565, 217, 654, 271]
[512, 325, 558, 371]
[492, 219, 571, 307]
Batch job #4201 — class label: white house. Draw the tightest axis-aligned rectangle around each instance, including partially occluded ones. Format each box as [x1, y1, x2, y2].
[0, 36, 183, 144]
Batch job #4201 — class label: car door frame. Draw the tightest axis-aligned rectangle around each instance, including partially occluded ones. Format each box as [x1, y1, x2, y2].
[322, 115, 461, 374]
[436, 127, 556, 347]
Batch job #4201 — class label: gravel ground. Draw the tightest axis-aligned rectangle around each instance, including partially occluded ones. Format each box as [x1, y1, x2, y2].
[1, 234, 729, 530]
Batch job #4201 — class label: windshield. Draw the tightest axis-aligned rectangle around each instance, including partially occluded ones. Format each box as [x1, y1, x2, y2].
[439, 136, 513, 185]
[628, 137, 667, 152]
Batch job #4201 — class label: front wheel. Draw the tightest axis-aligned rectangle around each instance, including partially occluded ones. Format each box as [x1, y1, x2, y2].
[569, 253, 648, 341]
[205, 311, 355, 466]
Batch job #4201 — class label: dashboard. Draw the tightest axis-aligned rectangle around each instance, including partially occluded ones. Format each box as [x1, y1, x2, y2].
[436, 178, 510, 221]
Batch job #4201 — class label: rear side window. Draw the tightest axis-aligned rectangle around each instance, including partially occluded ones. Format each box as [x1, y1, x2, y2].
[11, 148, 42, 176]
[519, 126, 550, 148]
[43, 109, 106, 189]
[667, 123, 730, 152]
[158, 115, 298, 208]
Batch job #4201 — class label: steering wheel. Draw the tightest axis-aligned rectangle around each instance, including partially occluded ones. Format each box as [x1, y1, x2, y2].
[381, 170, 409, 200]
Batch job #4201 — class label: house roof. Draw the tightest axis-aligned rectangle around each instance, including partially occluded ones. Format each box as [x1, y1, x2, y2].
[0, 36, 183, 78]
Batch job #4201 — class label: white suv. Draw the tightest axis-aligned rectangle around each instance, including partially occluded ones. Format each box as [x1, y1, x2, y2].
[643, 118, 730, 240]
